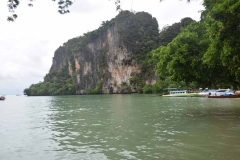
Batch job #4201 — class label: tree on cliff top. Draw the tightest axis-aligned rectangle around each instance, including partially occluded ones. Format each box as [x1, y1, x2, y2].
[159, 17, 194, 46]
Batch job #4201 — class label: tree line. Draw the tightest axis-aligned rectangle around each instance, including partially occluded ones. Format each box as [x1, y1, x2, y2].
[152, 0, 240, 91]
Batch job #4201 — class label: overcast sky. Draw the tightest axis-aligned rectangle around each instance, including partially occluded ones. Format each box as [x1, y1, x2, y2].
[0, 0, 204, 95]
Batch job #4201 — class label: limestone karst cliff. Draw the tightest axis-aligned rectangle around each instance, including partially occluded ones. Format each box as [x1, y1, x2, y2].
[49, 11, 159, 94]
[24, 11, 160, 95]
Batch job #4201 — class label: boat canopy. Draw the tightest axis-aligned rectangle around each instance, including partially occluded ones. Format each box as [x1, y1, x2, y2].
[162, 88, 178, 91]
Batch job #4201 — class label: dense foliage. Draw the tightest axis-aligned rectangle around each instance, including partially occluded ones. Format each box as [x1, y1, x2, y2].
[154, 0, 240, 90]
[203, 0, 240, 87]
[116, 11, 159, 56]
[155, 22, 211, 86]
[130, 17, 194, 93]
[159, 17, 194, 46]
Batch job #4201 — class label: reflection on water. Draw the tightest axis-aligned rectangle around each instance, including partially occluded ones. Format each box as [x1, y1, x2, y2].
[1, 95, 240, 160]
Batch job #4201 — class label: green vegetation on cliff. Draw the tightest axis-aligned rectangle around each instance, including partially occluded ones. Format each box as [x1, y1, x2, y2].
[85, 82, 103, 94]
[116, 11, 159, 56]
[129, 17, 194, 93]
[24, 65, 76, 96]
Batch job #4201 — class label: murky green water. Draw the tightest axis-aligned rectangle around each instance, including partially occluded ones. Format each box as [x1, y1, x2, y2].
[1, 94, 240, 160]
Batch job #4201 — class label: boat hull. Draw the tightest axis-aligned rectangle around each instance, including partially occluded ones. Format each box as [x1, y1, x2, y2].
[208, 94, 240, 98]
[162, 93, 201, 97]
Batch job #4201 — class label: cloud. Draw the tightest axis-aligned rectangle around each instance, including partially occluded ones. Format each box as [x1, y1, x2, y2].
[69, 0, 116, 14]
[0, 37, 51, 94]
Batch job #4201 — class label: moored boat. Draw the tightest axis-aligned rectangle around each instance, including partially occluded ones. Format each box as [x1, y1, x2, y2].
[207, 88, 240, 98]
[198, 88, 217, 97]
[162, 90, 200, 97]
[208, 89, 234, 96]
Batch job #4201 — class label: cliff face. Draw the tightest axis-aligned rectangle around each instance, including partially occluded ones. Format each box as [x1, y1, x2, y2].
[50, 11, 159, 94]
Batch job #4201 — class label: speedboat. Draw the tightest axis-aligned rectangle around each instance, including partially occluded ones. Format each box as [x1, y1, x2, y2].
[207, 89, 239, 98]
[198, 88, 217, 97]
[209, 89, 235, 96]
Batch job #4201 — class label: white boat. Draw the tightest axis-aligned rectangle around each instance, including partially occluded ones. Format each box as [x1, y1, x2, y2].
[162, 90, 200, 97]
[199, 88, 235, 97]
[198, 88, 217, 96]
[209, 89, 235, 96]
